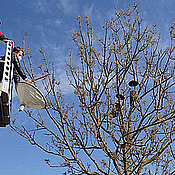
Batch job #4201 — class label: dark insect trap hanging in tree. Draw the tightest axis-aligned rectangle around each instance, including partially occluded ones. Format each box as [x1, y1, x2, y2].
[128, 80, 139, 107]
[111, 102, 120, 118]
[130, 90, 138, 107]
[129, 80, 139, 87]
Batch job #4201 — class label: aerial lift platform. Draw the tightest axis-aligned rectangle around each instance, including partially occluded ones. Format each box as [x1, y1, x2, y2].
[0, 36, 47, 127]
[0, 40, 14, 127]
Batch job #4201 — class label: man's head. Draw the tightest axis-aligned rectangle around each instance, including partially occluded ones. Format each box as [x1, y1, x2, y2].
[13, 46, 24, 61]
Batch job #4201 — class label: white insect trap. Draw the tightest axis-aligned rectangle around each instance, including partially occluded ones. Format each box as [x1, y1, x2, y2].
[16, 82, 47, 110]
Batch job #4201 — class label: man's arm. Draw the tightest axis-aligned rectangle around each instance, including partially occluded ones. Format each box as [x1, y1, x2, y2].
[13, 54, 31, 83]
[24, 78, 32, 83]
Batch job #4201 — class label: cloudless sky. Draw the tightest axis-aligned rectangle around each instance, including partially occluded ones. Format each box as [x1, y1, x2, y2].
[0, 0, 175, 174]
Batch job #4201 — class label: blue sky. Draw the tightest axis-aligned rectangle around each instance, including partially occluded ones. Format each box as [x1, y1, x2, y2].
[0, 0, 175, 174]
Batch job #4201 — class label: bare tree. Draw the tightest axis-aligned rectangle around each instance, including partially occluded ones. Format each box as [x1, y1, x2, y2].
[11, 4, 175, 175]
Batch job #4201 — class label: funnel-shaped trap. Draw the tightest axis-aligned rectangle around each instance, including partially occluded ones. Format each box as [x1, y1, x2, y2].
[16, 82, 46, 109]
[129, 80, 139, 87]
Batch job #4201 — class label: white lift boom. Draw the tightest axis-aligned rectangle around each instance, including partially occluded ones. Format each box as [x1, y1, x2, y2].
[0, 40, 14, 127]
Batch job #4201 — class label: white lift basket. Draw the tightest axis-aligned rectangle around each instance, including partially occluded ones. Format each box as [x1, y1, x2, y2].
[0, 40, 14, 127]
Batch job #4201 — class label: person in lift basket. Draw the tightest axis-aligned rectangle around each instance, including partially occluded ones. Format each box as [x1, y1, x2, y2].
[0, 46, 31, 84]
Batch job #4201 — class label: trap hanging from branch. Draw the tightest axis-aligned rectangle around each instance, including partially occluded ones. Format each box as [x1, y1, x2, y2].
[16, 82, 47, 109]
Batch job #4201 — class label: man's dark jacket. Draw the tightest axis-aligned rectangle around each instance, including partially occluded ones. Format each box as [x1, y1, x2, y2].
[12, 54, 27, 84]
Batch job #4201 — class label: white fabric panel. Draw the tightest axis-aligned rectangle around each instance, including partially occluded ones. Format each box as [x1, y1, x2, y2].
[16, 82, 46, 109]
